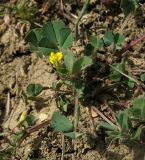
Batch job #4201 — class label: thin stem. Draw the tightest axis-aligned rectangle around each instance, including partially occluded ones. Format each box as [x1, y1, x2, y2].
[17, 119, 50, 146]
[75, 0, 90, 40]
[74, 95, 79, 131]
[120, 33, 145, 54]
[88, 107, 96, 133]
[92, 106, 117, 129]
[61, 134, 65, 160]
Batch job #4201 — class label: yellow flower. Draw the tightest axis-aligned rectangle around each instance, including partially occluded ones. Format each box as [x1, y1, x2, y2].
[49, 52, 63, 68]
[19, 111, 27, 123]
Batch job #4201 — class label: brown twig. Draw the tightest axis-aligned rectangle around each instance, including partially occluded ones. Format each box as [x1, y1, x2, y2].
[61, 134, 65, 160]
[91, 106, 117, 129]
[17, 119, 50, 146]
[88, 107, 96, 133]
[4, 92, 11, 122]
[120, 33, 145, 54]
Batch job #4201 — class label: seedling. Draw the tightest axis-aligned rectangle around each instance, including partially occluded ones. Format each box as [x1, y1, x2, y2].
[100, 94, 145, 141]
[26, 20, 93, 143]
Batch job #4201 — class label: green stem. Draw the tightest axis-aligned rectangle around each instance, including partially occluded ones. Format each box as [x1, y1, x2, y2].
[74, 94, 79, 131]
[75, 0, 90, 40]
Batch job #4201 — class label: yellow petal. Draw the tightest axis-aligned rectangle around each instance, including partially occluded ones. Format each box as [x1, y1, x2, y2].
[49, 52, 55, 64]
[56, 52, 63, 62]
[19, 111, 27, 123]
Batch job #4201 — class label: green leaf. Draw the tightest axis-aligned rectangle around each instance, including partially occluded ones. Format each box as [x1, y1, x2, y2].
[26, 84, 43, 97]
[140, 74, 145, 82]
[99, 121, 117, 131]
[127, 80, 135, 88]
[110, 60, 125, 81]
[26, 114, 36, 127]
[131, 125, 143, 140]
[120, 0, 138, 16]
[89, 36, 103, 49]
[64, 132, 82, 139]
[58, 96, 70, 113]
[26, 21, 73, 56]
[25, 28, 42, 46]
[106, 130, 122, 140]
[12, 131, 24, 143]
[63, 51, 76, 74]
[52, 82, 62, 90]
[36, 47, 54, 57]
[114, 33, 125, 45]
[129, 95, 145, 120]
[72, 56, 92, 75]
[103, 31, 114, 46]
[38, 37, 58, 50]
[75, 80, 84, 98]
[43, 21, 65, 47]
[116, 111, 129, 133]
[51, 111, 73, 133]
[59, 28, 73, 48]
[84, 44, 94, 56]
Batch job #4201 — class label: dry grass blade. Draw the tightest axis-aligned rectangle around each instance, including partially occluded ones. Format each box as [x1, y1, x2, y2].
[91, 106, 117, 129]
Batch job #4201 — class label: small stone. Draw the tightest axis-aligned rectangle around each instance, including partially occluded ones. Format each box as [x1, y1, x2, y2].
[39, 113, 48, 122]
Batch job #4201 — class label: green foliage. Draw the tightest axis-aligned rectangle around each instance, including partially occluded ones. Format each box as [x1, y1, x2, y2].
[12, 131, 24, 144]
[140, 74, 145, 82]
[58, 96, 71, 113]
[100, 95, 145, 141]
[52, 82, 62, 91]
[127, 79, 135, 88]
[100, 110, 130, 140]
[129, 95, 145, 121]
[85, 31, 125, 57]
[103, 31, 125, 50]
[116, 111, 130, 133]
[15, 0, 37, 19]
[103, 31, 114, 46]
[110, 60, 135, 88]
[89, 36, 103, 50]
[26, 21, 73, 56]
[24, 114, 36, 127]
[26, 84, 44, 97]
[25, 19, 144, 145]
[64, 51, 92, 75]
[131, 125, 143, 140]
[51, 111, 73, 133]
[120, 0, 138, 16]
[0, 148, 15, 160]
[51, 111, 81, 139]
[110, 60, 125, 81]
[64, 132, 82, 139]
[74, 80, 85, 98]
[76, 104, 81, 124]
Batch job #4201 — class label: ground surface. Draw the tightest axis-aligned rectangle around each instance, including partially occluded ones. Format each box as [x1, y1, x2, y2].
[0, 0, 145, 160]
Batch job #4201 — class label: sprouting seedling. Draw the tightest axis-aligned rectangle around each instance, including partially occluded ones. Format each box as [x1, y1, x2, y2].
[100, 110, 130, 141]
[100, 94, 145, 141]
